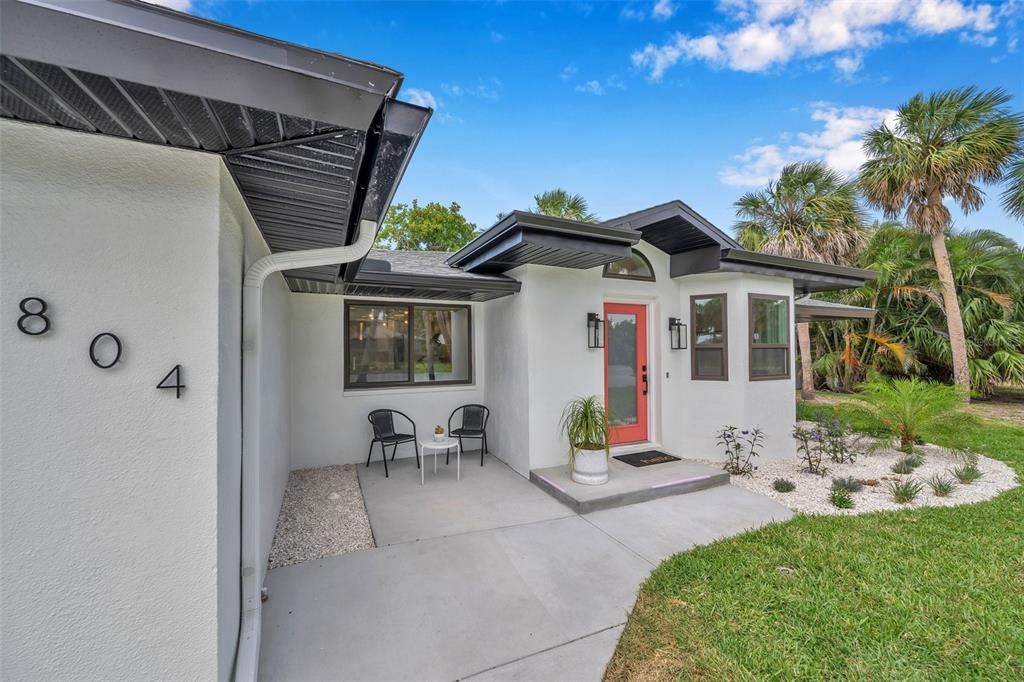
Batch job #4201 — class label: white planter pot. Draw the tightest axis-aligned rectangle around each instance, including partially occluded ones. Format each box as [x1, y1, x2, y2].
[571, 448, 609, 485]
[433, 433, 446, 442]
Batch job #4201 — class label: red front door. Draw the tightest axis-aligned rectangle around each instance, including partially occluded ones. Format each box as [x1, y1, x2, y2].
[604, 303, 648, 445]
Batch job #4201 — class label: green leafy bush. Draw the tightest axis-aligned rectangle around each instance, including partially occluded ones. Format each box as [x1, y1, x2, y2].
[926, 474, 957, 497]
[716, 426, 764, 477]
[831, 476, 864, 493]
[858, 377, 963, 452]
[792, 425, 829, 476]
[560, 395, 609, 469]
[887, 478, 924, 504]
[772, 478, 796, 493]
[830, 487, 854, 509]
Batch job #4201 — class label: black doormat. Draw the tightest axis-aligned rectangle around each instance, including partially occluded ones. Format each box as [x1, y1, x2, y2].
[613, 450, 681, 467]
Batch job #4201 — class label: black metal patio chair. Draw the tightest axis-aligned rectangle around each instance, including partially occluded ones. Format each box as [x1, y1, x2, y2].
[366, 409, 418, 478]
[447, 404, 490, 466]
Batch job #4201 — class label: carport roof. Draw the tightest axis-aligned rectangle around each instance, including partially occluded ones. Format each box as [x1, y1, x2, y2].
[0, 0, 430, 291]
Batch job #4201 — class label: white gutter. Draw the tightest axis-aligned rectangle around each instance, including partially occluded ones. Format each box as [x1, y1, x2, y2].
[233, 220, 377, 681]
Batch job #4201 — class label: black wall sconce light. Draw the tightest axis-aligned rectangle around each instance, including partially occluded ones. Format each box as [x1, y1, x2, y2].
[587, 312, 605, 349]
[668, 317, 687, 350]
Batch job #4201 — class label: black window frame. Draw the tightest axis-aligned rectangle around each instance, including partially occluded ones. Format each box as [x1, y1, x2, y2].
[690, 293, 728, 381]
[344, 300, 474, 390]
[602, 249, 656, 282]
[748, 293, 791, 381]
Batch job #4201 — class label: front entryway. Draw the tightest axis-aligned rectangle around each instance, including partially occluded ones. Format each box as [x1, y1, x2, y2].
[604, 302, 648, 445]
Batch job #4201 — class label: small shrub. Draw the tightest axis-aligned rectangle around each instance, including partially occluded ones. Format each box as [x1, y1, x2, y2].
[926, 474, 956, 497]
[830, 487, 854, 509]
[890, 457, 915, 474]
[831, 476, 864, 493]
[951, 463, 983, 484]
[887, 478, 923, 504]
[716, 426, 764, 477]
[773, 478, 796, 493]
[948, 447, 979, 466]
[793, 425, 829, 476]
[858, 377, 963, 452]
[904, 452, 924, 467]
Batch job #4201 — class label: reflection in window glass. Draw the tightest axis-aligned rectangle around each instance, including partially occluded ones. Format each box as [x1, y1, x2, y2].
[347, 305, 409, 385]
[750, 295, 790, 379]
[414, 306, 471, 383]
[603, 250, 655, 280]
[691, 294, 727, 379]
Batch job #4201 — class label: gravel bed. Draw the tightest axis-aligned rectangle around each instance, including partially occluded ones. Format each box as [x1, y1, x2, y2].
[707, 431, 1018, 516]
[268, 464, 375, 569]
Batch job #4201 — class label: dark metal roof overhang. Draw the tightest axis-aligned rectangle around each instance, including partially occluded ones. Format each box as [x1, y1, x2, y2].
[0, 0, 430, 291]
[447, 211, 641, 274]
[287, 271, 521, 302]
[670, 246, 876, 294]
[795, 298, 876, 323]
[602, 200, 742, 254]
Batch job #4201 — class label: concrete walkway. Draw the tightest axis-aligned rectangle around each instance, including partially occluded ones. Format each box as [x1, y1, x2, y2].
[259, 455, 792, 681]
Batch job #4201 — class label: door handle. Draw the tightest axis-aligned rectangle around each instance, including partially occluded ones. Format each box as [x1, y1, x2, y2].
[642, 373, 648, 396]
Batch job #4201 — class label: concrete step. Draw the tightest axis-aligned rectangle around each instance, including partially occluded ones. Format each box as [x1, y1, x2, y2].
[529, 458, 731, 514]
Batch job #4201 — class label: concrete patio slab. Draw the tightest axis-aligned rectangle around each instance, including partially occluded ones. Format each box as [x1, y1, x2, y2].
[531, 457, 729, 513]
[466, 626, 625, 681]
[585, 484, 795, 565]
[358, 453, 573, 546]
[258, 516, 650, 681]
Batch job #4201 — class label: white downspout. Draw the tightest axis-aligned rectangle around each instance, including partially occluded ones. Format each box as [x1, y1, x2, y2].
[233, 220, 376, 681]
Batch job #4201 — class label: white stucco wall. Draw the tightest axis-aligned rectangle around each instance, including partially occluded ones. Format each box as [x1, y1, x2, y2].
[478, 242, 797, 474]
[0, 121, 221, 679]
[0, 120, 290, 680]
[288, 293, 486, 470]
[673, 272, 797, 460]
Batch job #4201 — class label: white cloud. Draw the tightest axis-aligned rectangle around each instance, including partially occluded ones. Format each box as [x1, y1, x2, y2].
[834, 53, 863, 76]
[719, 104, 897, 186]
[560, 65, 579, 80]
[490, 31, 506, 43]
[960, 31, 998, 45]
[652, 0, 677, 21]
[621, 5, 646, 21]
[633, 0, 1001, 78]
[402, 88, 437, 110]
[140, 0, 192, 10]
[438, 79, 502, 101]
[575, 80, 605, 95]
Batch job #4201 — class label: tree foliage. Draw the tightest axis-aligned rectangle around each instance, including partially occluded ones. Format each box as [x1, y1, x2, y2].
[532, 189, 598, 222]
[377, 200, 478, 251]
[734, 161, 867, 263]
[815, 224, 1024, 397]
[859, 87, 1024, 395]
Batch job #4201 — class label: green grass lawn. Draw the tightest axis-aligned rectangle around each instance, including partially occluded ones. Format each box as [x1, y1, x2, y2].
[605, 403, 1024, 681]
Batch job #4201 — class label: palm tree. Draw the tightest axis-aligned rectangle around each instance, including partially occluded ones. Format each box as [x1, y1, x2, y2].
[734, 161, 867, 400]
[860, 87, 1024, 398]
[532, 189, 598, 222]
[1003, 157, 1024, 220]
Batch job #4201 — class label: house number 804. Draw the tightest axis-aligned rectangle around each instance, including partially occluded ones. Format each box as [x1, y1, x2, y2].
[16, 295, 186, 397]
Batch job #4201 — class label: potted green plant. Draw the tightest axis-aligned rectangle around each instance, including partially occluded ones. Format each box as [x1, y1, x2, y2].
[560, 395, 610, 485]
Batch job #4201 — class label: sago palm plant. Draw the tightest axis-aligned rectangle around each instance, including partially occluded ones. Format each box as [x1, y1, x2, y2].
[858, 377, 963, 452]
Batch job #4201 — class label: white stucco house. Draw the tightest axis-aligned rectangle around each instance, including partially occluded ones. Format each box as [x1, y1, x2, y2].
[0, 1, 876, 680]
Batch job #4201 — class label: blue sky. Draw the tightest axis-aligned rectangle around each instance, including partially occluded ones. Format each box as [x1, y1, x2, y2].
[176, 0, 1023, 241]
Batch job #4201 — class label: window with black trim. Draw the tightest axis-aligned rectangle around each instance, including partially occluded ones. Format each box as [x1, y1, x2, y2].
[749, 294, 790, 380]
[603, 249, 655, 281]
[690, 294, 727, 380]
[345, 302, 472, 389]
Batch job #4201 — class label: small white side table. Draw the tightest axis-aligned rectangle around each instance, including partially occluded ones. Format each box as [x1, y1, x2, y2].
[419, 438, 461, 485]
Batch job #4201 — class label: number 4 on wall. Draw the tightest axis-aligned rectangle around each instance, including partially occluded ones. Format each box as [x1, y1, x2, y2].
[157, 365, 186, 399]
